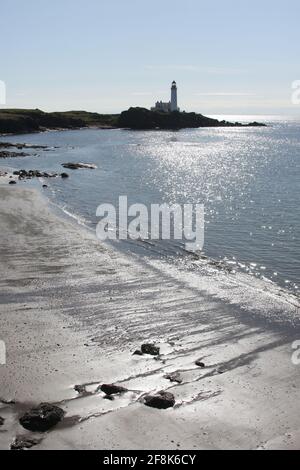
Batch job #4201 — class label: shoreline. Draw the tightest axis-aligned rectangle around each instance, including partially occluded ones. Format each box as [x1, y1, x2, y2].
[0, 108, 266, 137]
[0, 122, 264, 138]
[0, 124, 118, 138]
[1, 162, 298, 303]
[0, 186, 300, 449]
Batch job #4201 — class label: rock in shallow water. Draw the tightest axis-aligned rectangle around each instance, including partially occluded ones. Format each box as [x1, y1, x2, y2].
[141, 343, 160, 356]
[13, 169, 59, 179]
[144, 391, 175, 409]
[19, 403, 64, 432]
[99, 384, 128, 396]
[61, 162, 97, 170]
[0, 151, 30, 158]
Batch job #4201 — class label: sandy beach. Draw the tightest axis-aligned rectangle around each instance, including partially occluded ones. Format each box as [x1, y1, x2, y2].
[0, 185, 300, 450]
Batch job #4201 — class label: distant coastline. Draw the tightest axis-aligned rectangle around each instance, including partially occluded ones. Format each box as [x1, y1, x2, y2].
[0, 107, 266, 135]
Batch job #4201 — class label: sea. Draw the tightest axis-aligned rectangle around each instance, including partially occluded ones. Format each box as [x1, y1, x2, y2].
[1, 115, 299, 297]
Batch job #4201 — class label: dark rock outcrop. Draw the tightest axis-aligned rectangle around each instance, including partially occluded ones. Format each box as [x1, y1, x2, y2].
[0, 142, 48, 150]
[98, 384, 128, 396]
[0, 151, 30, 158]
[14, 169, 59, 180]
[19, 403, 64, 432]
[118, 107, 266, 130]
[144, 391, 175, 409]
[61, 172, 69, 178]
[0, 107, 266, 135]
[141, 343, 160, 356]
[0, 416, 4, 426]
[247, 121, 264, 127]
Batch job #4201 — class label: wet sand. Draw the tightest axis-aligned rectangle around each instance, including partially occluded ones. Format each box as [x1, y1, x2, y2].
[0, 186, 299, 450]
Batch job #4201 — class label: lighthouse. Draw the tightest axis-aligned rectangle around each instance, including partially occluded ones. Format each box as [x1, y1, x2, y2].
[151, 81, 180, 112]
[170, 80, 178, 112]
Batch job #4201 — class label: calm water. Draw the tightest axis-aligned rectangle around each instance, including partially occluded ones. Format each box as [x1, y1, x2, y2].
[1, 116, 299, 294]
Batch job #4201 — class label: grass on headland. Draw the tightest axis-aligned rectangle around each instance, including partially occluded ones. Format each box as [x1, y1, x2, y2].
[0, 108, 119, 134]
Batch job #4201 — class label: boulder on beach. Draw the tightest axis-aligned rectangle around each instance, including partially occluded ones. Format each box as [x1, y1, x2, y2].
[11, 436, 41, 450]
[61, 172, 69, 178]
[144, 391, 175, 409]
[164, 372, 182, 383]
[141, 343, 160, 356]
[0, 416, 4, 426]
[74, 384, 87, 395]
[9, 180, 17, 185]
[195, 360, 205, 368]
[61, 162, 97, 170]
[133, 349, 143, 356]
[19, 403, 64, 432]
[99, 384, 128, 396]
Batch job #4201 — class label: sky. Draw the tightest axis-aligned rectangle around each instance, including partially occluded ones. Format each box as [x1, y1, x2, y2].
[1, 0, 300, 115]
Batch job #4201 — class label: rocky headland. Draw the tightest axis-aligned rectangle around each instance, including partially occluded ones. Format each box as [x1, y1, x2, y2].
[0, 109, 119, 135]
[118, 107, 266, 130]
[0, 107, 265, 135]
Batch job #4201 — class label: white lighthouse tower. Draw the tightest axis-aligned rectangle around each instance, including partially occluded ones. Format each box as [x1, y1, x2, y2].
[151, 81, 180, 112]
[170, 80, 178, 112]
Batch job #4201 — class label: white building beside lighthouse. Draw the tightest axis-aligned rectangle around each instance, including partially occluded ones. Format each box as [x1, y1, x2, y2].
[151, 81, 180, 112]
